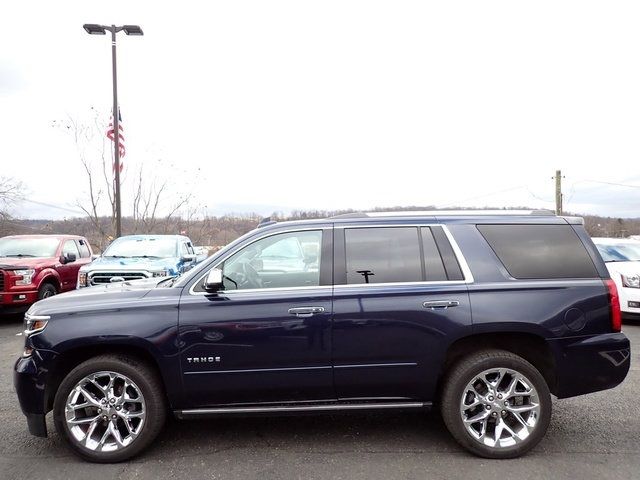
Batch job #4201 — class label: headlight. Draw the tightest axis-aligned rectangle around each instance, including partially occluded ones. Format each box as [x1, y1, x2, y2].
[152, 270, 169, 277]
[24, 313, 50, 336]
[621, 273, 640, 289]
[14, 269, 35, 285]
[78, 271, 88, 287]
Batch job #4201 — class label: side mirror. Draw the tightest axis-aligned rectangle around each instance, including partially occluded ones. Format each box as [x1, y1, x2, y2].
[203, 268, 224, 293]
[60, 253, 77, 264]
[181, 253, 197, 263]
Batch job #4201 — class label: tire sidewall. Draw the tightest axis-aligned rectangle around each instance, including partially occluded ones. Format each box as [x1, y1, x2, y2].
[442, 352, 552, 459]
[53, 356, 165, 463]
[38, 283, 57, 300]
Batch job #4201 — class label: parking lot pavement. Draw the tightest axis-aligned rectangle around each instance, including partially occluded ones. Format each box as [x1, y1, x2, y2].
[0, 315, 638, 480]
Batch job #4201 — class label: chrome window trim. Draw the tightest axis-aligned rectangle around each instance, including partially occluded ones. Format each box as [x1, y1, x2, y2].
[188, 223, 474, 296]
[188, 226, 331, 296]
[335, 223, 474, 285]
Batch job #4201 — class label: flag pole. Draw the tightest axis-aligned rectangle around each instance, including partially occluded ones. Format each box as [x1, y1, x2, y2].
[111, 25, 122, 238]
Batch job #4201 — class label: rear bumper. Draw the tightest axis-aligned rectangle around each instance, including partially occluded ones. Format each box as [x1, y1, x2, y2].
[14, 350, 59, 437]
[549, 332, 630, 399]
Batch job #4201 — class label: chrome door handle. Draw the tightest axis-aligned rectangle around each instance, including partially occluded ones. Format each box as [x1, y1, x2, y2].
[288, 306, 325, 317]
[422, 300, 460, 310]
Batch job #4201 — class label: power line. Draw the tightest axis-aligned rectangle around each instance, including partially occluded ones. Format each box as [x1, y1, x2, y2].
[579, 180, 640, 189]
[17, 198, 86, 215]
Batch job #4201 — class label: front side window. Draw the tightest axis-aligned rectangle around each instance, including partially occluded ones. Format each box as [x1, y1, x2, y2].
[345, 227, 422, 284]
[221, 230, 323, 290]
[62, 240, 80, 260]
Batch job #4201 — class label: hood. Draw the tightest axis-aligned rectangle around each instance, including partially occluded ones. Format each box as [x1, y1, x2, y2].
[28, 277, 166, 316]
[82, 255, 180, 274]
[0, 256, 58, 270]
[604, 261, 640, 276]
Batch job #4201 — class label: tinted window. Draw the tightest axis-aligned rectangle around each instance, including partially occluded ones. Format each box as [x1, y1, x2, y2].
[478, 224, 598, 279]
[421, 227, 448, 281]
[431, 226, 464, 280]
[345, 227, 422, 284]
[222, 230, 322, 290]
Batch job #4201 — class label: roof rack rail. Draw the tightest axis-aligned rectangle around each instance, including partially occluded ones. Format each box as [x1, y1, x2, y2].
[329, 212, 368, 219]
[359, 209, 556, 217]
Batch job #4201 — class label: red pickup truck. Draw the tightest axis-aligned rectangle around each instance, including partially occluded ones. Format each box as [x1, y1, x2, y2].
[0, 234, 93, 313]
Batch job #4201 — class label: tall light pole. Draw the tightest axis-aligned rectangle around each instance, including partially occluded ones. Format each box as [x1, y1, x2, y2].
[83, 24, 143, 238]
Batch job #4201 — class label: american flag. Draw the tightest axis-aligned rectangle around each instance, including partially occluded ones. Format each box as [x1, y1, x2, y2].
[106, 108, 125, 172]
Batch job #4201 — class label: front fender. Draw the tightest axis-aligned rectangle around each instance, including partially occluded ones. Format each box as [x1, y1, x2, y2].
[35, 268, 61, 290]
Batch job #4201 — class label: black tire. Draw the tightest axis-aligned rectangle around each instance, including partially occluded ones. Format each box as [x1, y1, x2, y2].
[440, 349, 551, 459]
[37, 283, 57, 300]
[53, 354, 166, 463]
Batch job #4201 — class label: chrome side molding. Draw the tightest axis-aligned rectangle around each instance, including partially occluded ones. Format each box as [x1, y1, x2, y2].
[175, 401, 430, 418]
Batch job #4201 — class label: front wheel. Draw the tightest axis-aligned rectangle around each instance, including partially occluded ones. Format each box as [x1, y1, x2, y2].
[53, 355, 166, 463]
[440, 349, 551, 459]
[37, 283, 57, 300]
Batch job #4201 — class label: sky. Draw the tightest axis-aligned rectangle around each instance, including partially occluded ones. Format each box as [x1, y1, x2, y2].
[1, 1, 640, 220]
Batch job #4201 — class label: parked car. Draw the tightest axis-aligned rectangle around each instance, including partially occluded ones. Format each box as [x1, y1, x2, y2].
[15, 211, 629, 462]
[0, 234, 93, 313]
[77, 235, 201, 288]
[592, 237, 640, 320]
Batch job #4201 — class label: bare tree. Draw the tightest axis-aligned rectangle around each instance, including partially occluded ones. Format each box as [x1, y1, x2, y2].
[56, 109, 197, 248]
[0, 176, 25, 235]
[131, 165, 192, 234]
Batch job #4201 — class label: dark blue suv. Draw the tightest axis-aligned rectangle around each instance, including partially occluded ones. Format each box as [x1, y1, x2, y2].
[14, 211, 630, 462]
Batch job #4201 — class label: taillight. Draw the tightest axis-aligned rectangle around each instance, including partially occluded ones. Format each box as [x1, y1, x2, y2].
[605, 279, 622, 332]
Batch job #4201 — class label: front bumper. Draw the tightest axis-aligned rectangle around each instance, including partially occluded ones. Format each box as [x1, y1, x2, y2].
[14, 349, 59, 437]
[1, 288, 38, 311]
[549, 332, 631, 399]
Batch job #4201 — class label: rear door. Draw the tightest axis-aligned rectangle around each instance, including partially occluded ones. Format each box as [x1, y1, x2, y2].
[331, 224, 472, 400]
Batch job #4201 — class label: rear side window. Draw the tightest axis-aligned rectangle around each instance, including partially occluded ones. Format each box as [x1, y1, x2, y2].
[477, 224, 598, 279]
[78, 239, 91, 258]
[345, 227, 422, 284]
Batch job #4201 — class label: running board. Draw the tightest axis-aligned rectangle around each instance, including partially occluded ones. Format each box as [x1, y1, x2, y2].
[175, 401, 430, 418]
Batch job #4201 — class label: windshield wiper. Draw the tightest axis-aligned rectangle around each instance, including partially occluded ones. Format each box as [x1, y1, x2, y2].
[6, 254, 36, 257]
[131, 255, 162, 259]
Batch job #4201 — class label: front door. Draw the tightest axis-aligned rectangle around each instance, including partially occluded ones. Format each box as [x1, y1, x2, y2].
[178, 227, 334, 407]
[57, 240, 82, 291]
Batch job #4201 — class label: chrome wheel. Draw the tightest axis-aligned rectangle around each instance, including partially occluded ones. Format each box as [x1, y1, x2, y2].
[65, 371, 146, 452]
[460, 368, 540, 449]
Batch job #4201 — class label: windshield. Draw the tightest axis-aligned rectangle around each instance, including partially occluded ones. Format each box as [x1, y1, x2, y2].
[104, 237, 177, 258]
[0, 237, 60, 258]
[596, 242, 640, 262]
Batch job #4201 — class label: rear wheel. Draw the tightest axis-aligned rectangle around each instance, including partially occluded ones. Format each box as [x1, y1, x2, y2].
[37, 283, 57, 300]
[53, 355, 166, 463]
[441, 349, 551, 458]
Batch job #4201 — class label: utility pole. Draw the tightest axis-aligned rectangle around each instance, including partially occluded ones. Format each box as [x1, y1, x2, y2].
[111, 26, 122, 238]
[554, 170, 563, 215]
